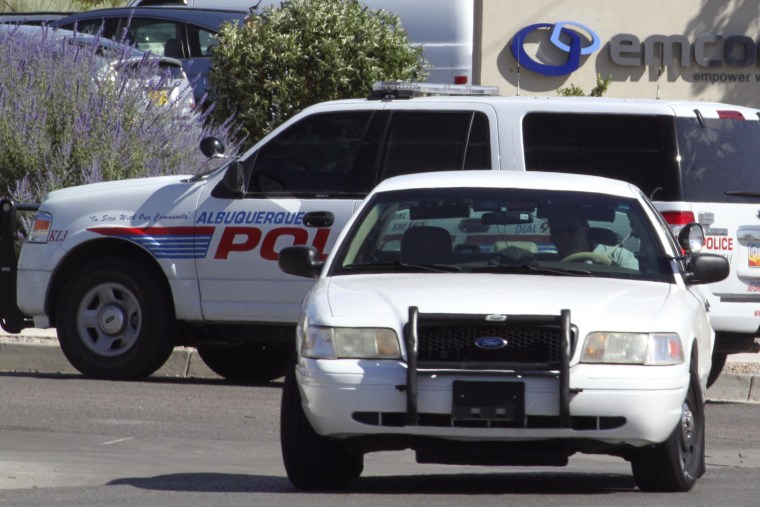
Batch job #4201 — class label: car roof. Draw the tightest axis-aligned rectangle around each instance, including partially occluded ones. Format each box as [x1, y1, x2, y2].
[311, 93, 760, 119]
[371, 170, 640, 198]
[0, 12, 72, 24]
[54, 7, 248, 31]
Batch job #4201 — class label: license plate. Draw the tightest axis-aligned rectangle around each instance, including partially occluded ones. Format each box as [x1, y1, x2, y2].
[452, 381, 525, 422]
[749, 243, 760, 267]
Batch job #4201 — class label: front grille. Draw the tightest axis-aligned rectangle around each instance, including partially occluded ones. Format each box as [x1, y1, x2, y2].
[415, 321, 567, 368]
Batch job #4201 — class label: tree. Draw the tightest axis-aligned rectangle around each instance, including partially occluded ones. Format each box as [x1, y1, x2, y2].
[557, 74, 612, 97]
[209, 0, 428, 145]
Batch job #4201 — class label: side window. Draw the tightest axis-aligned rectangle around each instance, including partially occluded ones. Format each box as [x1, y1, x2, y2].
[59, 19, 112, 37]
[186, 24, 219, 57]
[248, 112, 376, 196]
[117, 18, 183, 57]
[378, 111, 491, 179]
[522, 113, 675, 200]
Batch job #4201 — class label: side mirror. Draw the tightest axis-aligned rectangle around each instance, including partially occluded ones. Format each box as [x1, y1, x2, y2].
[200, 137, 226, 159]
[684, 253, 730, 285]
[222, 161, 246, 195]
[677, 223, 705, 254]
[278, 246, 323, 278]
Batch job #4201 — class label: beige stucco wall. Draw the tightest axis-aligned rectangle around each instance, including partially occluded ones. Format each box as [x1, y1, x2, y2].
[476, 0, 760, 106]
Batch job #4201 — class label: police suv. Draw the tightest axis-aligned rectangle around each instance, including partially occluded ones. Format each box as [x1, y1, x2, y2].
[1, 82, 758, 381]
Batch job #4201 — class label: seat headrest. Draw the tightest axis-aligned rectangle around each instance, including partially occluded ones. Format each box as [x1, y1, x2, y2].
[400, 226, 453, 265]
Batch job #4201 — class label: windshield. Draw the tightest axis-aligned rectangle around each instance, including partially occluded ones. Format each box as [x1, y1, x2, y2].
[331, 187, 672, 283]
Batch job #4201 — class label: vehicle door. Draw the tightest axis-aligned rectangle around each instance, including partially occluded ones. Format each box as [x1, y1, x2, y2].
[194, 104, 386, 323]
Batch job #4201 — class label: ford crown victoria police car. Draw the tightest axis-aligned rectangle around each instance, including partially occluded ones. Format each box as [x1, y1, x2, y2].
[0, 82, 756, 381]
[277, 170, 729, 492]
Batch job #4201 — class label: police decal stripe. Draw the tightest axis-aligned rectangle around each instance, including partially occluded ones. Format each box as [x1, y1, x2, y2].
[88, 226, 215, 259]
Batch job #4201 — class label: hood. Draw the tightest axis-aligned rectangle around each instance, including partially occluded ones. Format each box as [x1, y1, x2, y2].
[43, 175, 193, 206]
[323, 273, 673, 332]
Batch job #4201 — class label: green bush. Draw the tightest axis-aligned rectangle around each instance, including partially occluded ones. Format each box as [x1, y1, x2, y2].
[210, 0, 427, 146]
[557, 74, 612, 97]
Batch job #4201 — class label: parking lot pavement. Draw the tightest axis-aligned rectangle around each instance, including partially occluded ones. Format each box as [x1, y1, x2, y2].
[0, 328, 758, 402]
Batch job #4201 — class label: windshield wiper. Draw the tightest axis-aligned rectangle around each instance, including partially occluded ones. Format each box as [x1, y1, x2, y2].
[342, 261, 461, 273]
[725, 190, 760, 198]
[471, 264, 592, 276]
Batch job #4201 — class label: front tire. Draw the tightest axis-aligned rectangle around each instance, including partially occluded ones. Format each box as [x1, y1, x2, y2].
[707, 351, 727, 388]
[280, 365, 363, 490]
[56, 256, 177, 380]
[631, 361, 705, 492]
[197, 343, 291, 381]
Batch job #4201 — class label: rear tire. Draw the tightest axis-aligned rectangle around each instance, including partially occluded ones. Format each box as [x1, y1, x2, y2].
[197, 343, 291, 381]
[280, 365, 363, 490]
[631, 361, 705, 492]
[56, 256, 176, 380]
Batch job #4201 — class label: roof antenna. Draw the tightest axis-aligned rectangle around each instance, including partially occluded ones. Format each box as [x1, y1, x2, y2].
[656, 45, 663, 99]
[515, 35, 521, 97]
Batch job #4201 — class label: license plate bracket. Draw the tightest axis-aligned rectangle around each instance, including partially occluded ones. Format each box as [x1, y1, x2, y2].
[452, 381, 525, 422]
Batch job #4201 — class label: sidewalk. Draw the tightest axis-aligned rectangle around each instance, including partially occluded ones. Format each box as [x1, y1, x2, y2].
[0, 328, 221, 380]
[0, 328, 758, 403]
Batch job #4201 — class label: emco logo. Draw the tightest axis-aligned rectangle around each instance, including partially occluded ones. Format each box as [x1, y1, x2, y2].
[511, 21, 600, 76]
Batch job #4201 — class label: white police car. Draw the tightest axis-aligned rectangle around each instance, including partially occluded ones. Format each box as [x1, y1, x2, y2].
[278, 170, 729, 492]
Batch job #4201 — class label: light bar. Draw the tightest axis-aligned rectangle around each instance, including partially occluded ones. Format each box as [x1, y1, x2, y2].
[372, 81, 500, 98]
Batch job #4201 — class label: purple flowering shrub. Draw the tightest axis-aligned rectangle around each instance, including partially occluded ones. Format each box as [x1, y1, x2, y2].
[0, 25, 240, 207]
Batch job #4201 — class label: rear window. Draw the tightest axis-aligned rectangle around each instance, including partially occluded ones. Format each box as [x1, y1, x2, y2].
[676, 116, 760, 202]
[522, 113, 679, 200]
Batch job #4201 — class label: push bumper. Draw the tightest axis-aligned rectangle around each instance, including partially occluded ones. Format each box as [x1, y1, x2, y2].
[0, 198, 38, 333]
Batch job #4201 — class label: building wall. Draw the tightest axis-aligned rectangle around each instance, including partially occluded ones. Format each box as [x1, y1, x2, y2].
[476, 0, 760, 106]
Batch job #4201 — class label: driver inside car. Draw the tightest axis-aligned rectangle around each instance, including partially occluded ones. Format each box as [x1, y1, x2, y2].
[547, 206, 639, 270]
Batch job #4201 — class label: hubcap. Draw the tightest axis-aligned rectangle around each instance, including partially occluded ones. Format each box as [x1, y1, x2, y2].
[98, 305, 126, 335]
[680, 401, 695, 449]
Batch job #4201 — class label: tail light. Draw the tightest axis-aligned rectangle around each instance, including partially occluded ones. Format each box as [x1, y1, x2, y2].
[661, 210, 695, 237]
[717, 110, 745, 120]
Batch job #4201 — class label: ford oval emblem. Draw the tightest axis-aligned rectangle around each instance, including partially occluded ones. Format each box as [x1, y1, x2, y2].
[475, 336, 508, 349]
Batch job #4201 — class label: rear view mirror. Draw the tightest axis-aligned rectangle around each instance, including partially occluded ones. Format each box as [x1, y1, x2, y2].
[200, 136, 226, 159]
[684, 253, 729, 285]
[278, 246, 323, 278]
[222, 161, 246, 196]
[678, 223, 705, 254]
[481, 211, 533, 226]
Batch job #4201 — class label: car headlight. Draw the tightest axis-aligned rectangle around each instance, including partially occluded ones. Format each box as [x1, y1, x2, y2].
[581, 332, 684, 365]
[302, 326, 400, 359]
[28, 212, 53, 243]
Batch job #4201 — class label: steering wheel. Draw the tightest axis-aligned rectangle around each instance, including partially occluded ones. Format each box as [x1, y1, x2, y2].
[561, 251, 613, 265]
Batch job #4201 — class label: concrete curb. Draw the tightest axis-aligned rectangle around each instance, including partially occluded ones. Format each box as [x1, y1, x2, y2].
[0, 334, 221, 380]
[0, 331, 758, 402]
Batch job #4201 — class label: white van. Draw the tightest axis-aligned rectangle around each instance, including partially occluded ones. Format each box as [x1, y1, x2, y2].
[127, 0, 474, 84]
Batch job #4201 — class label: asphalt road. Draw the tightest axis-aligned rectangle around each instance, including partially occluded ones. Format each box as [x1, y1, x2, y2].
[0, 373, 758, 507]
